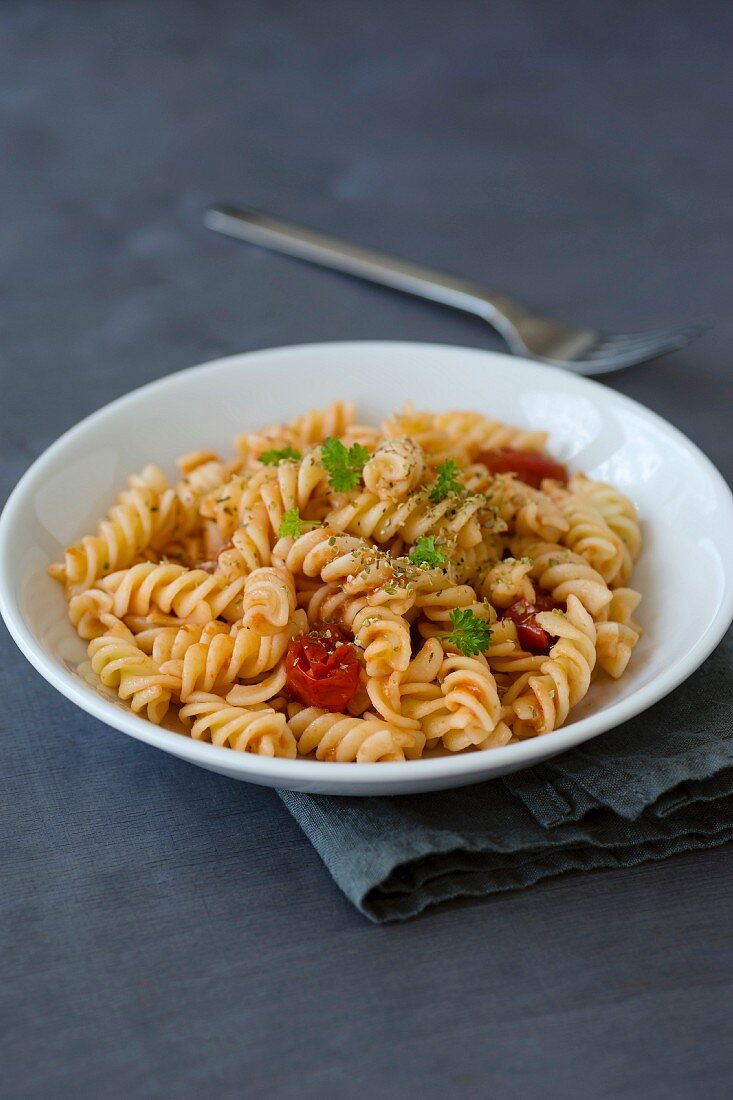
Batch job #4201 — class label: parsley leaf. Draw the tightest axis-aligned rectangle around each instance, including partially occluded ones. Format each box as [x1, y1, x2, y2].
[259, 445, 302, 466]
[408, 536, 447, 569]
[428, 459, 463, 502]
[321, 438, 369, 492]
[445, 608, 492, 656]
[278, 508, 304, 539]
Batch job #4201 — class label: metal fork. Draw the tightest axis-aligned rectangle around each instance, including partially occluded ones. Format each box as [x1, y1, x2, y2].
[204, 204, 703, 375]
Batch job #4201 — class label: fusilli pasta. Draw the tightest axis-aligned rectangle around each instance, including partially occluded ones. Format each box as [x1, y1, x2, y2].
[50, 401, 642, 760]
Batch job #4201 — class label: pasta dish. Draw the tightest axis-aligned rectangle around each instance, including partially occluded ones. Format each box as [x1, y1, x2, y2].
[49, 402, 642, 762]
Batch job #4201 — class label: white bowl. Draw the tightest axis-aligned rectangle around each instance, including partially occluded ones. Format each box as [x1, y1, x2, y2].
[2, 342, 732, 795]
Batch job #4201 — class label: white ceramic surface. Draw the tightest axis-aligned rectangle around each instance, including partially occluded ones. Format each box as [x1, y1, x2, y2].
[2, 342, 732, 796]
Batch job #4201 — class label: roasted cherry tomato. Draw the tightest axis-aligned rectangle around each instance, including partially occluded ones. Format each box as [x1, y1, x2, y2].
[476, 448, 568, 490]
[503, 596, 561, 654]
[285, 626, 361, 712]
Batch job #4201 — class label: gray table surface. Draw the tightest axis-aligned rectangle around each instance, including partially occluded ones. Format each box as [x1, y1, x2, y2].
[2, 2, 732, 1097]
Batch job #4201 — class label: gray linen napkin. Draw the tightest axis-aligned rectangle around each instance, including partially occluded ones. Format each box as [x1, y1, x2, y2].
[279, 627, 733, 922]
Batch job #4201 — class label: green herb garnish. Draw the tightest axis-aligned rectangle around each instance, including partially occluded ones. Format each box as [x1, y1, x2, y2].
[321, 438, 369, 492]
[259, 445, 302, 466]
[408, 536, 447, 569]
[445, 608, 492, 656]
[278, 508, 304, 538]
[428, 459, 463, 503]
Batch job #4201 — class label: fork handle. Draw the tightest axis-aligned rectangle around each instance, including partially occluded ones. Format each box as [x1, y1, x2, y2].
[204, 205, 525, 336]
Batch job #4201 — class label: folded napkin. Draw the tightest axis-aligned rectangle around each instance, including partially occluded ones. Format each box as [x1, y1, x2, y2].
[279, 627, 733, 922]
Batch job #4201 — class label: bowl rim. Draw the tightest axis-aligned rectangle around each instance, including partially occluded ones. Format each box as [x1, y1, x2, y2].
[2, 339, 733, 786]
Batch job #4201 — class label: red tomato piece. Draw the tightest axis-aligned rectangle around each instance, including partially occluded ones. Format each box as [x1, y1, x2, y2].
[476, 448, 568, 490]
[516, 618, 551, 653]
[532, 594, 558, 613]
[285, 626, 361, 712]
[503, 597, 561, 655]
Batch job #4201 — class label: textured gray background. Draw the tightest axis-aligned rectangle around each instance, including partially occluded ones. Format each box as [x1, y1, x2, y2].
[1, 2, 732, 1097]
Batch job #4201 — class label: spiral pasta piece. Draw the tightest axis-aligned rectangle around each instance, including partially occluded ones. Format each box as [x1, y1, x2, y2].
[421, 653, 504, 752]
[176, 451, 236, 530]
[364, 638, 445, 730]
[327, 487, 486, 549]
[339, 423, 383, 451]
[365, 673, 415, 728]
[363, 436, 426, 500]
[439, 653, 502, 729]
[239, 453, 330, 536]
[180, 692, 296, 757]
[603, 587, 642, 630]
[483, 617, 546, 676]
[125, 464, 168, 493]
[137, 610, 307, 700]
[344, 601, 413, 677]
[594, 586, 642, 678]
[226, 663, 288, 707]
[515, 541, 612, 617]
[382, 406, 465, 466]
[99, 561, 246, 622]
[88, 626, 180, 723]
[447, 532, 503, 586]
[595, 621, 639, 679]
[569, 473, 642, 563]
[139, 619, 227, 660]
[236, 400, 359, 461]
[504, 595, 596, 737]
[399, 682, 450, 732]
[479, 557, 535, 608]
[434, 410, 547, 460]
[275, 527, 442, 620]
[483, 475, 569, 543]
[274, 527, 371, 578]
[297, 579, 344, 624]
[545, 484, 627, 584]
[201, 451, 329, 539]
[214, 503, 273, 580]
[414, 581, 491, 636]
[48, 469, 181, 594]
[365, 633, 508, 752]
[287, 705, 424, 762]
[239, 566, 296, 635]
[198, 473, 252, 538]
[68, 587, 117, 639]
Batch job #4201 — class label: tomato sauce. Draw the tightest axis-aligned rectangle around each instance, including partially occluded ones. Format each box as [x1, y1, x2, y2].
[476, 448, 568, 490]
